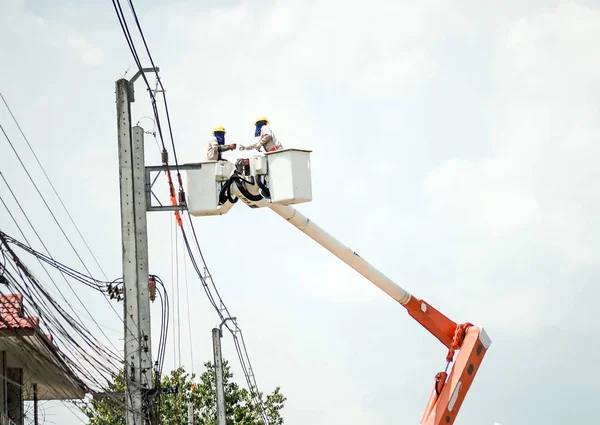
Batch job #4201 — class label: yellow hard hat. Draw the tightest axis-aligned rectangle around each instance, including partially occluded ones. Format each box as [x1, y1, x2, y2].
[255, 116, 269, 125]
[212, 125, 226, 134]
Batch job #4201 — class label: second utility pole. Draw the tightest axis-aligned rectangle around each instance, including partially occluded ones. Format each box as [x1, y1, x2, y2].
[212, 328, 226, 425]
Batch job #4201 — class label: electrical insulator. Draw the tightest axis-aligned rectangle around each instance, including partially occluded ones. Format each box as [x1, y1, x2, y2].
[148, 276, 156, 302]
[161, 149, 168, 165]
[178, 190, 186, 205]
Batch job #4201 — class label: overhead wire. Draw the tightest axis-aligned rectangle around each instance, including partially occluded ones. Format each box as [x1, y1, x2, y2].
[183, 241, 194, 376]
[0, 122, 104, 287]
[181, 210, 266, 412]
[175, 225, 181, 369]
[0, 225, 138, 420]
[111, 1, 270, 422]
[0, 239, 123, 378]
[0, 89, 161, 400]
[153, 275, 170, 376]
[1, 232, 121, 293]
[0, 122, 125, 356]
[0, 7, 173, 422]
[1, 256, 108, 386]
[0, 233, 123, 379]
[0, 235, 153, 420]
[0, 92, 109, 282]
[0, 175, 118, 347]
[0, 195, 121, 335]
[0, 168, 121, 355]
[170, 216, 178, 369]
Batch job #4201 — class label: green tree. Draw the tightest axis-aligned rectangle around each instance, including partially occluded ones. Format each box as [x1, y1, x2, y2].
[83, 360, 286, 425]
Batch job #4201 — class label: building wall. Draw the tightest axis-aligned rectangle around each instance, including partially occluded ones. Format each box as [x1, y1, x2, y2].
[6, 367, 22, 425]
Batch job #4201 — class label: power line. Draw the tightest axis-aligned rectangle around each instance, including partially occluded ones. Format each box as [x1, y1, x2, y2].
[183, 242, 194, 375]
[0, 236, 159, 419]
[0, 174, 118, 344]
[0, 92, 110, 282]
[0, 122, 100, 283]
[0, 162, 121, 356]
[111, 1, 271, 422]
[175, 223, 181, 368]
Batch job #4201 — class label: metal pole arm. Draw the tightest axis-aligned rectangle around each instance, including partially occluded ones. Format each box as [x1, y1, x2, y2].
[128, 67, 160, 102]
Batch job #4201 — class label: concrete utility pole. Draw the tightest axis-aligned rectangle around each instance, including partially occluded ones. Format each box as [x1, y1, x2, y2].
[116, 78, 154, 425]
[212, 328, 226, 425]
[187, 402, 194, 425]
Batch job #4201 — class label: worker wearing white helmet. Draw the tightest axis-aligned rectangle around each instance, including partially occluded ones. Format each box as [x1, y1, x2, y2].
[206, 125, 237, 161]
[239, 116, 283, 153]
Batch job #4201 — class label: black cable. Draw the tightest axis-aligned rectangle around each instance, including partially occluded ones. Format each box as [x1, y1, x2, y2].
[232, 175, 264, 202]
[2, 231, 114, 291]
[111, 0, 170, 160]
[256, 174, 271, 199]
[0, 125, 127, 336]
[0, 92, 110, 282]
[124, 0, 183, 186]
[111, 2, 270, 421]
[0, 112, 131, 340]
[0, 172, 122, 354]
[181, 212, 268, 419]
[219, 179, 238, 205]
[0, 232, 123, 374]
[0, 123, 102, 287]
[0, 239, 141, 417]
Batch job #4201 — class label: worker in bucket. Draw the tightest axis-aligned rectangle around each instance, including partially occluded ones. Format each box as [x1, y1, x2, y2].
[206, 125, 237, 161]
[239, 116, 283, 153]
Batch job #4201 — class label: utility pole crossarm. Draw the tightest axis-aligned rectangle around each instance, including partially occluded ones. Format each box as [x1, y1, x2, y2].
[128, 67, 160, 102]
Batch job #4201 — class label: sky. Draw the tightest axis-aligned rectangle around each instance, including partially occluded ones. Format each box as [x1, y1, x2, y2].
[1, 0, 600, 424]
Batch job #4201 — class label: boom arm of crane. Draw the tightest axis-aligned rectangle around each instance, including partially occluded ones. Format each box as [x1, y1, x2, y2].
[184, 150, 491, 425]
[267, 204, 491, 425]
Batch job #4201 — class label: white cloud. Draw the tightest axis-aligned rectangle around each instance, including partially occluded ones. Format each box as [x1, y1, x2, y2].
[66, 32, 105, 65]
[298, 256, 390, 304]
[424, 1, 600, 331]
[2, 1, 600, 425]
[149, 0, 472, 105]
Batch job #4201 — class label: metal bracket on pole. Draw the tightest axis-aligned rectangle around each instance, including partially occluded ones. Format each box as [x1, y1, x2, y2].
[218, 317, 237, 337]
[129, 67, 160, 103]
[144, 164, 204, 212]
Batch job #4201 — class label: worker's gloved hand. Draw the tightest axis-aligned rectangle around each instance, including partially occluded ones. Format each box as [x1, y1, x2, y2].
[229, 144, 237, 150]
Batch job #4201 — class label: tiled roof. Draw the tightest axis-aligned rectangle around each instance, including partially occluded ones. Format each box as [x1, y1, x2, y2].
[0, 293, 87, 399]
[0, 294, 40, 330]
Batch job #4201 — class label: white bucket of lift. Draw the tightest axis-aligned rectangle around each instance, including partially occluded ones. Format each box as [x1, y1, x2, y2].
[265, 149, 312, 205]
[186, 161, 235, 216]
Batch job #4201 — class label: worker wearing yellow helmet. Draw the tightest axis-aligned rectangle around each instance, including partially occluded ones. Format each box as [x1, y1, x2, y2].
[239, 116, 283, 153]
[206, 125, 237, 161]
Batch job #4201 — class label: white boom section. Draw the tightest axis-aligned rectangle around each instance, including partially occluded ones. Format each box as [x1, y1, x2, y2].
[268, 203, 412, 305]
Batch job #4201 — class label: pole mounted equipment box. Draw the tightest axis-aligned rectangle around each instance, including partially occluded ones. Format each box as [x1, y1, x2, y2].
[186, 161, 235, 216]
[265, 149, 312, 205]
